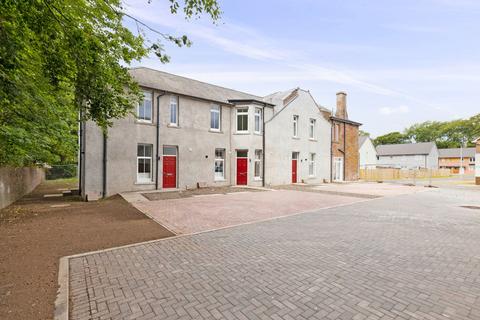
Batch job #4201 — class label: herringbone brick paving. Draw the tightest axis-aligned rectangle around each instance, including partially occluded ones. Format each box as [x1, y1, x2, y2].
[69, 188, 480, 319]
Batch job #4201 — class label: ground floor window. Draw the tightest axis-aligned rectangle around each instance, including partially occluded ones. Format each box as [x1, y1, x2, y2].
[215, 149, 225, 180]
[254, 149, 262, 179]
[137, 144, 153, 182]
[309, 153, 316, 177]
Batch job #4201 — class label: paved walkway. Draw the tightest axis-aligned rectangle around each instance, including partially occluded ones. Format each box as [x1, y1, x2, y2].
[69, 188, 480, 320]
[127, 190, 365, 234]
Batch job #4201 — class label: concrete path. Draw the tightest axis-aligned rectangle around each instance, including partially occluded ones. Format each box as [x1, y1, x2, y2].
[67, 188, 480, 320]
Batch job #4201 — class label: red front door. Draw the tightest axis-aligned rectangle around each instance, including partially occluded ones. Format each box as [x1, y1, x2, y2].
[292, 159, 297, 183]
[236, 158, 248, 185]
[162, 156, 176, 188]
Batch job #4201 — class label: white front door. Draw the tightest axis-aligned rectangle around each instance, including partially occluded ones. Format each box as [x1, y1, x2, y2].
[333, 157, 344, 181]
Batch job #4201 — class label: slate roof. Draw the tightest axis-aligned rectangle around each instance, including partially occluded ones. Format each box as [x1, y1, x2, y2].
[129, 67, 262, 105]
[376, 142, 436, 156]
[438, 148, 476, 158]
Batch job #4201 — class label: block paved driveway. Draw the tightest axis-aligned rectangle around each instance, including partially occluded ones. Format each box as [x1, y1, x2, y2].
[69, 188, 480, 320]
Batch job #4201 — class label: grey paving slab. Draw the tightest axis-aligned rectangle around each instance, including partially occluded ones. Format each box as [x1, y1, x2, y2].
[69, 188, 480, 320]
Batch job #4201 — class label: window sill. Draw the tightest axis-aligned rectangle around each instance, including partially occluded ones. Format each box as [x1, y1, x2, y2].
[135, 181, 155, 185]
[167, 124, 180, 128]
[254, 132, 262, 136]
[309, 138, 317, 142]
[254, 177, 263, 181]
[234, 131, 250, 135]
[214, 178, 226, 182]
[135, 120, 154, 125]
[292, 137, 300, 140]
[209, 129, 223, 134]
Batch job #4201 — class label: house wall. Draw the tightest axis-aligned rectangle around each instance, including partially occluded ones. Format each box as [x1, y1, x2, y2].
[439, 157, 476, 173]
[264, 90, 331, 185]
[82, 88, 273, 199]
[359, 138, 377, 168]
[331, 121, 360, 181]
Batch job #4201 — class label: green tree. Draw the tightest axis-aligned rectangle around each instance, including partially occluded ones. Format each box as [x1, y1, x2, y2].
[0, 0, 220, 166]
[373, 132, 410, 146]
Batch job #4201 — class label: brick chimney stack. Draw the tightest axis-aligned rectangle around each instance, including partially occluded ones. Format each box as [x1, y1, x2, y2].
[335, 91, 348, 119]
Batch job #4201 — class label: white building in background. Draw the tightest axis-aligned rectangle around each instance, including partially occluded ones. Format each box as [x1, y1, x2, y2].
[358, 136, 377, 169]
[376, 142, 439, 169]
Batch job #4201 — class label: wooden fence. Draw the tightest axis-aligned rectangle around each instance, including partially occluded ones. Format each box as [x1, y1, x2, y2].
[360, 168, 452, 182]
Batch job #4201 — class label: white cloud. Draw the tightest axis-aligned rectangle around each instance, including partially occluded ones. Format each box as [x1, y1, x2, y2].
[379, 105, 410, 115]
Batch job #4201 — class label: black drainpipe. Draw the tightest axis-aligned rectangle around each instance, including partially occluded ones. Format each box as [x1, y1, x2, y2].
[155, 92, 165, 189]
[102, 131, 107, 198]
[262, 103, 266, 187]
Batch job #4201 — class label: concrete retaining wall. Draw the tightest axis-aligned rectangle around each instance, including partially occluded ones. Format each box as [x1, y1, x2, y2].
[0, 166, 45, 209]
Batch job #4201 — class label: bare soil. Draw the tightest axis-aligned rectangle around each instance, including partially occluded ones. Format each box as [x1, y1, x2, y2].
[142, 186, 263, 201]
[0, 180, 173, 320]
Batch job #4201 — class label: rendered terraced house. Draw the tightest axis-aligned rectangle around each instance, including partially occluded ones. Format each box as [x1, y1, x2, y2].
[79, 67, 361, 200]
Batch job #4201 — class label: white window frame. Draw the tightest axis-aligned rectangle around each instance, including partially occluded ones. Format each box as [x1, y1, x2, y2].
[214, 149, 225, 181]
[170, 95, 179, 126]
[137, 144, 153, 183]
[293, 115, 299, 137]
[210, 104, 221, 131]
[137, 91, 153, 123]
[309, 153, 316, 177]
[254, 108, 262, 134]
[236, 107, 249, 133]
[254, 149, 262, 180]
[309, 119, 316, 140]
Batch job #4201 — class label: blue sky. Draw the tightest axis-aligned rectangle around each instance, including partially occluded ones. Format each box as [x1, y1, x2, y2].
[125, 0, 480, 137]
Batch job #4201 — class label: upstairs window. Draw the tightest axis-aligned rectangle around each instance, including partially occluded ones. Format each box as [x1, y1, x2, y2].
[210, 105, 221, 131]
[254, 108, 263, 133]
[137, 91, 152, 122]
[237, 108, 249, 132]
[309, 119, 316, 139]
[293, 115, 299, 137]
[170, 95, 178, 126]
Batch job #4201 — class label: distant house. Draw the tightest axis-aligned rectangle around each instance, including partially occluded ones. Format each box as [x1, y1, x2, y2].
[438, 148, 476, 174]
[376, 142, 439, 169]
[358, 136, 377, 169]
[475, 138, 480, 185]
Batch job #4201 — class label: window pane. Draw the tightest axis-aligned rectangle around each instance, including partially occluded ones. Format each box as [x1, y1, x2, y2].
[144, 159, 151, 173]
[137, 144, 144, 156]
[144, 100, 152, 120]
[237, 150, 248, 158]
[215, 149, 224, 159]
[255, 161, 260, 177]
[163, 146, 177, 155]
[138, 158, 144, 173]
[144, 145, 152, 157]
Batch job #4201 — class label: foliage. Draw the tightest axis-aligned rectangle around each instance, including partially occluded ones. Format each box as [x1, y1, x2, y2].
[0, 0, 220, 166]
[374, 132, 410, 146]
[374, 114, 480, 147]
[359, 130, 370, 137]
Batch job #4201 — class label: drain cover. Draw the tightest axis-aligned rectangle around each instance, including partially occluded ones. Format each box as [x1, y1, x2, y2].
[461, 205, 480, 210]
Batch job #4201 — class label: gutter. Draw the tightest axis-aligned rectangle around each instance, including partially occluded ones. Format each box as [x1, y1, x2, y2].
[155, 91, 166, 189]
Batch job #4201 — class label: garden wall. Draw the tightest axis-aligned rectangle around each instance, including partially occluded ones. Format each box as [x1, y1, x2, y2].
[0, 167, 45, 209]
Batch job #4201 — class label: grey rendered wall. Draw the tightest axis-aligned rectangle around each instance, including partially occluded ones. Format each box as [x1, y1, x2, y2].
[82, 90, 234, 199]
[0, 166, 45, 209]
[159, 94, 232, 190]
[264, 90, 331, 186]
[229, 103, 270, 187]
